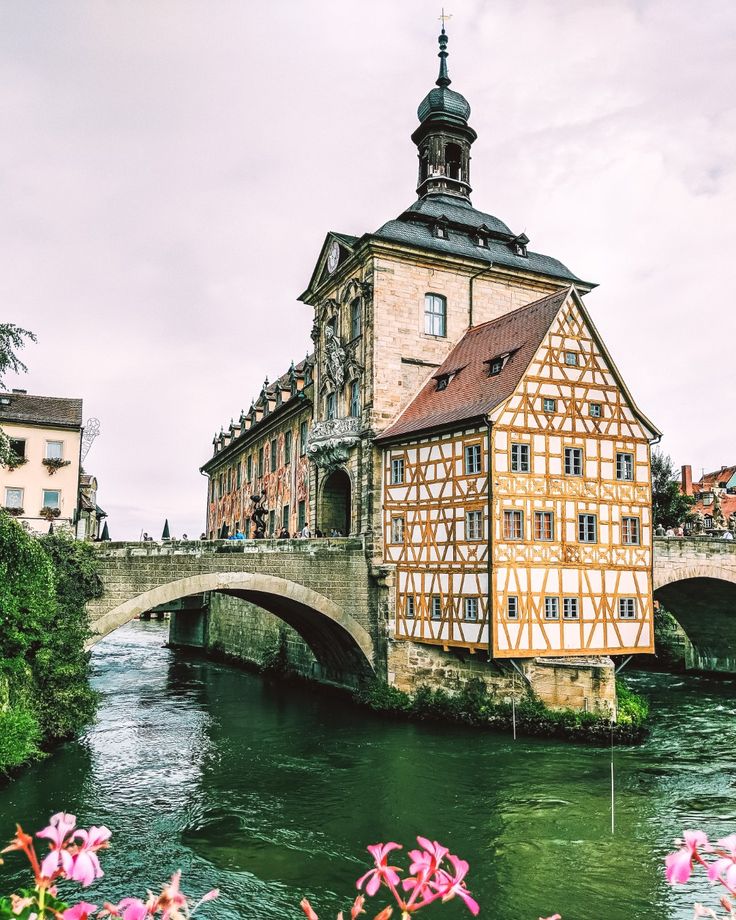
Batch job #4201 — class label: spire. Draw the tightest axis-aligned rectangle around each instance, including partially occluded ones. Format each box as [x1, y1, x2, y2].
[436, 26, 451, 88]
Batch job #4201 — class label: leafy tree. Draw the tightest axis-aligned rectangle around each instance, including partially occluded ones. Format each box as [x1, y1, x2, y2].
[0, 323, 36, 466]
[651, 450, 695, 529]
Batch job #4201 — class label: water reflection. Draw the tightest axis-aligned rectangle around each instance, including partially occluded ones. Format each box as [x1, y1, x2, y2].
[0, 622, 734, 920]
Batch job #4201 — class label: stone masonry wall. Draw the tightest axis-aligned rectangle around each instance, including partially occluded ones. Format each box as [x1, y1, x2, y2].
[388, 640, 616, 716]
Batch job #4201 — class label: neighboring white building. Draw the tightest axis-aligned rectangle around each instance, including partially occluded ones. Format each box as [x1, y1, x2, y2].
[0, 389, 83, 535]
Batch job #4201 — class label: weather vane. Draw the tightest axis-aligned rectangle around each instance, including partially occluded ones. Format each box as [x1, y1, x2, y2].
[439, 8, 452, 29]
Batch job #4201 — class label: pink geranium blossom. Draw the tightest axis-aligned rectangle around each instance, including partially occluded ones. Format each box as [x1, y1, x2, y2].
[665, 830, 710, 885]
[69, 826, 111, 887]
[356, 843, 402, 898]
[37, 812, 77, 880]
[61, 903, 98, 920]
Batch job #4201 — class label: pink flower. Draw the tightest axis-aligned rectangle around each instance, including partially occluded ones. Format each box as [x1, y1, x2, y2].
[665, 830, 710, 885]
[356, 843, 402, 898]
[117, 898, 149, 920]
[69, 826, 111, 887]
[62, 902, 98, 920]
[540, 915, 562, 920]
[408, 838, 449, 876]
[717, 836, 736, 856]
[37, 812, 77, 880]
[707, 857, 736, 893]
[431, 855, 479, 916]
[300, 898, 319, 920]
[350, 895, 365, 919]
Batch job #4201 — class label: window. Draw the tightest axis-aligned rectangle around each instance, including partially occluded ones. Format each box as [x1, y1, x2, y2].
[564, 447, 583, 476]
[589, 402, 602, 418]
[226, 468, 232, 492]
[218, 474, 223, 498]
[247, 455, 253, 481]
[300, 421, 308, 456]
[268, 510, 275, 536]
[236, 463, 242, 489]
[616, 452, 634, 481]
[432, 221, 448, 239]
[326, 392, 337, 420]
[543, 398, 557, 413]
[618, 598, 637, 619]
[270, 438, 278, 472]
[464, 597, 479, 622]
[350, 380, 361, 418]
[431, 595, 442, 620]
[210, 480, 216, 502]
[45, 441, 63, 460]
[9, 439, 25, 459]
[406, 596, 415, 619]
[282, 505, 290, 530]
[489, 358, 504, 376]
[578, 513, 598, 543]
[464, 444, 481, 475]
[466, 510, 483, 540]
[391, 457, 404, 485]
[544, 597, 559, 620]
[298, 500, 306, 531]
[563, 598, 579, 620]
[622, 516, 640, 545]
[258, 447, 264, 477]
[534, 511, 554, 541]
[284, 431, 292, 465]
[503, 510, 524, 540]
[436, 374, 449, 391]
[424, 293, 447, 337]
[350, 298, 361, 339]
[507, 596, 519, 620]
[391, 516, 405, 543]
[511, 443, 530, 473]
[564, 351, 578, 367]
[42, 490, 60, 510]
[5, 487, 23, 509]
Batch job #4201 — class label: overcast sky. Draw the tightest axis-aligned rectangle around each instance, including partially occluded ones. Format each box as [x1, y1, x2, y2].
[1, 0, 734, 540]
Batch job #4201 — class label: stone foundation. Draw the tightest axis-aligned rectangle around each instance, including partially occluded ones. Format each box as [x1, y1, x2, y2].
[387, 640, 616, 717]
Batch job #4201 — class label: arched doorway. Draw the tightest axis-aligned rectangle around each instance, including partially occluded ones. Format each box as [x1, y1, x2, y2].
[319, 468, 351, 536]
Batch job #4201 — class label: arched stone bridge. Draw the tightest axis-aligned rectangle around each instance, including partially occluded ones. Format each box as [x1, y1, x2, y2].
[89, 536, 736, 681]
[88, 538, 390, 684]
[653, 536, 736, 672]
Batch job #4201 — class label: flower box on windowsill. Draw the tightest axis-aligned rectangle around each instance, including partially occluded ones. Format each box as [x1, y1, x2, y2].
[3, 506, 24, 516]
[6, 456, 28, 471]
[42, 458, 71, 475]
[40, 506, 61, 521]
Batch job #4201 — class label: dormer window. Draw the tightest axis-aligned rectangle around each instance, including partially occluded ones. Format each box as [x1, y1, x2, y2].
[511, 233, 529, 258]
[514, 242, 527, 257]
[486, 351, 514, 376]
[476, 233, 487, 248]
[432, 219, 448, 240]
[436, 374, 450, 391]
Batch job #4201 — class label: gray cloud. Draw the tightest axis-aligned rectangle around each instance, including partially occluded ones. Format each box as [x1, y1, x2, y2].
[1, 0, 734, 538]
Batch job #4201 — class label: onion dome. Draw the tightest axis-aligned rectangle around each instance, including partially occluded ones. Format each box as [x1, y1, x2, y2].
[417, 27, 471, 127]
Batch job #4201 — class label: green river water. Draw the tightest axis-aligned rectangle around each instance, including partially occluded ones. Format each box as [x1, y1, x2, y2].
[1, 620, 735, 920]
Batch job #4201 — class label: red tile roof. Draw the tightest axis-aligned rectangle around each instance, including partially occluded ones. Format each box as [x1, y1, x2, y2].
[376, 288, 570, 443]
[695, 466, 736, 491]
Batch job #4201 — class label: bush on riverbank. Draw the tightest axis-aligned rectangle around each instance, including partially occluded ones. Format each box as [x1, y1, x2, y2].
[355, 675, 649, 743]
[0, 514, 101, 775]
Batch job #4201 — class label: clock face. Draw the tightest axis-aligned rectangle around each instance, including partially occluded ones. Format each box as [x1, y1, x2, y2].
[327, 241, 340, 273]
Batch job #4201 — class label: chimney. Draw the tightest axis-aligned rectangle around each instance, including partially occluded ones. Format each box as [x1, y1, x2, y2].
[681, 464, 693, 496]
[11, 388, 27, 394]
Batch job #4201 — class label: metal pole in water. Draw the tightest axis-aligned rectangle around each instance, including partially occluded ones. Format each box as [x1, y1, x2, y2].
[512, 671, 517, 741]
[610, 723, 615, 835]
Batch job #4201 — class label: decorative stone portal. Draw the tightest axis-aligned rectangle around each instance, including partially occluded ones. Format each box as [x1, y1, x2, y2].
[319, 468, 351, 536]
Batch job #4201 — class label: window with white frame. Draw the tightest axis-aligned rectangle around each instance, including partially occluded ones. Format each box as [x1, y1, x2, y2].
[616, 452, 634, 481]
[406, 596, 415, 619]
[543, 398, 557, 413]
[589, 402, 602, 418]
[45, 441, 63, 460]
[503, 510, 524, 540]
[464, 443, 481, 475]
[391, 457, 404, 485]
[534, 511, 554, 541]
[391, 516, 405, 543]
[563, 597, 579, 620]
[464, 597, 479, 621]
[43, 490, 60, 509]
[511, 443, 530, 472]
[544, 597, 559, 620]
[431, 595, 442, 620]
[424, 293, 447, 337]
[564, 447, 583, 476]
[5, 487, 23, 508]
[466, 509, 483, 540]
[507, 596, 519, 620]
[622, 516, 640, 545]
[564, 351, 578, 367]
[618, 597, 637, 619]
[578, 513, 598, 543]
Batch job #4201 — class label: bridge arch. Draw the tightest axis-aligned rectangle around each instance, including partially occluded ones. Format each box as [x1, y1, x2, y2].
[654, 563, 736, 673]
[90, 570, 376, 680]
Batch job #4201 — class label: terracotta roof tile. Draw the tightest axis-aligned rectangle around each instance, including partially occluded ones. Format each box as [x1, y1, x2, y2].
[0, 392, 83, 428]
[376, 288, 569, 442]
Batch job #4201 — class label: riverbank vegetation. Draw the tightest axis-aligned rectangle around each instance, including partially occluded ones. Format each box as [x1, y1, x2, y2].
[0, 514, 101, 776]
[354, 675, 650, 744]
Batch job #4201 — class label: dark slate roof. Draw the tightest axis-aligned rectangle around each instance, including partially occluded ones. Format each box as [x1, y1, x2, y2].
[376, 289, 570, 443]
[374, 194, 583, 284]
[417, 85, 471, 123]
[0, 392, 83, 428]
